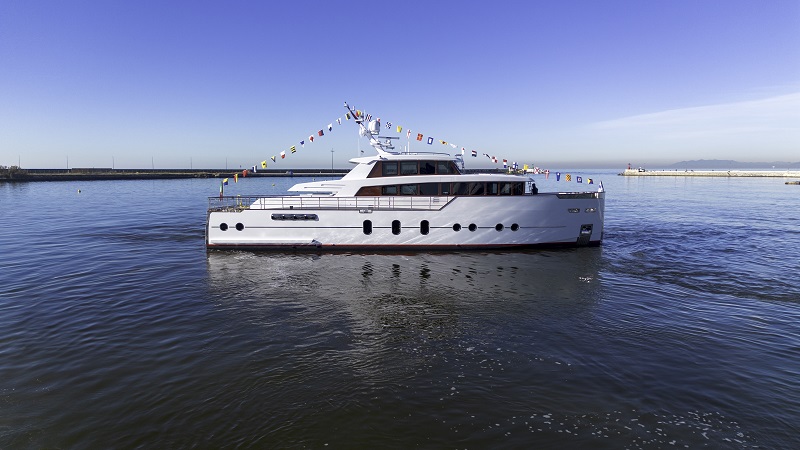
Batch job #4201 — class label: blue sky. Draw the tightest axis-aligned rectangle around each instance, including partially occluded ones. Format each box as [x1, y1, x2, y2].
[1, 0, 798, 169]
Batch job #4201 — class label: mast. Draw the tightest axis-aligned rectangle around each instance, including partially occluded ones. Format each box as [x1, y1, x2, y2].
[342, 102, 459, 170]
[344, 102, 397, 156]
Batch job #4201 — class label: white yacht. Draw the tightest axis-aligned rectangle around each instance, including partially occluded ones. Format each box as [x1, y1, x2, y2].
[206, 103, 604, 250]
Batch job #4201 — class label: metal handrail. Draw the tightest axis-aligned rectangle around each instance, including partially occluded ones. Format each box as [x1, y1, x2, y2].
[208, 195, 454, 212]
[207, 190, 596, 212]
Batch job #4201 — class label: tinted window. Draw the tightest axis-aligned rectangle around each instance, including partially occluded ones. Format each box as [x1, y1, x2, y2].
[419, 183, 438, 196]
[401, 162, 418, 175]
[382, 185, 398, 195]
[437, 162, 453, 174]
[382, 162, 398, 176]
[469, 182, 484, 196]
[453, 183, 469, 195]
[487, 182, 499, 195]
[420, 161, 435, 174]
[440, 183, 452, 195]
[400, 184, 417, 195]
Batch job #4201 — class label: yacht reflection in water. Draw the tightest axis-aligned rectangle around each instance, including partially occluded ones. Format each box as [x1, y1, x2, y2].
[203, 249, 606, 441]
[205, 249, 604, 338]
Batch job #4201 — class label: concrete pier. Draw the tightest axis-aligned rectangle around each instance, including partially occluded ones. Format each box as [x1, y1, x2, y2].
[619, 169, 800, 178]
[0, 168, 347, 182]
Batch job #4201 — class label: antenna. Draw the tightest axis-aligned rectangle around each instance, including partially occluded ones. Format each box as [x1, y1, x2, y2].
[344, 102, 392, 156]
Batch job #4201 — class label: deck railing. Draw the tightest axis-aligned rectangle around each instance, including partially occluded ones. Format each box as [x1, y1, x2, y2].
[207, 191, 599, 212]
[208, 195, 454, 212]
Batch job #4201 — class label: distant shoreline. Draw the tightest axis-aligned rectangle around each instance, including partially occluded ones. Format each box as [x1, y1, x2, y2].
[0, 168, 347, 182]
[1, 166, 517, 182]
[619, 168, 800, 178]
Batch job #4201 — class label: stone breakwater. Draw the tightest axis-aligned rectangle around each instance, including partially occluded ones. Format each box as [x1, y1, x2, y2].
[619, 169, 800, 178]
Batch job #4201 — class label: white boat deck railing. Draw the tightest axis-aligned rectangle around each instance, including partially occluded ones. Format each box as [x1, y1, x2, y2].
[208, 191, 600, 212]
[208, 195, 455, 212]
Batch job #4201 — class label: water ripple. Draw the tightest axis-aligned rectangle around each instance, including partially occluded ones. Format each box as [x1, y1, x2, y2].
[2, 176, 799, 448]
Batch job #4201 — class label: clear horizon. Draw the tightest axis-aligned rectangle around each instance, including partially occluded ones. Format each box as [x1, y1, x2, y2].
[2, 1, 798, 170]
[6, 159, 799, 172]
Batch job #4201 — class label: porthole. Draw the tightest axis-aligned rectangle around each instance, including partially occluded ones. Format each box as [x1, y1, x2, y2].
[235, 223, 244, 231]
[392, 220, 401, 235]
[495, 224, 504, 231]
[468, 223, 477, 232]
[420, 220, 430, 235]
[219, 223, 228, 231]
[363, 220, 373, 235]
[453, 223, 461, 232]
[510, 223, 519, 231]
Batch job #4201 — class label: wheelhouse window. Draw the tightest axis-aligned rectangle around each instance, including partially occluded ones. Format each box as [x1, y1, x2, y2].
[400, 184, 418, 195]
[376, 181, 525, 196]
[382, 162, 398, 176]
[469, 182, 485, 196]
[437, 161, 454, 174]
[419, 183, 438, 196]
[370, 160, 462, 178]
[453, 183, 469, 195]
[401, 161, 418, 175]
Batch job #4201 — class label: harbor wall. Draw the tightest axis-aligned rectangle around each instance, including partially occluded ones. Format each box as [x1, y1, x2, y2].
[0, 168, 347, 182]
[1, 166, 513, 182]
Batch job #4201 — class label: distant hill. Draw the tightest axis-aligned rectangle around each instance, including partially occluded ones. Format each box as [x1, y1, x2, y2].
[666, 159, 800, 169]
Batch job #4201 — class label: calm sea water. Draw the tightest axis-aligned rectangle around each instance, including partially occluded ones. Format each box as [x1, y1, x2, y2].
[1, 171, 799, 449]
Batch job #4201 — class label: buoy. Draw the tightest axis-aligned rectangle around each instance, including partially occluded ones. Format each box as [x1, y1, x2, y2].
[78, 189, 81, 193]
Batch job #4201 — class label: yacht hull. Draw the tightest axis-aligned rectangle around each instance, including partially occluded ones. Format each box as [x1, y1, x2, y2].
[206, 193, 604, 250]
